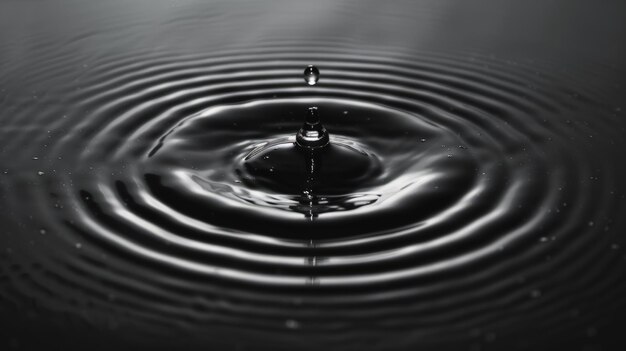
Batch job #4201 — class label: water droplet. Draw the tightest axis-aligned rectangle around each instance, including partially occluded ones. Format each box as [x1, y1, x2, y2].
[295, 107, 329, 149]
[75, 243, 82, 249]
[37, 171, 45, 176]
[285, 319, 300, 329]
[303, 65, 319, 86]
[39, 229, 46, 235]
[420, 138, 426, 142]
[32, 156, 39, 160]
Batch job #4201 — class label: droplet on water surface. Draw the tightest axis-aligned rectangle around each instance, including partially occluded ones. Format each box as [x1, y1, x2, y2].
[303, 65, 319, 86]
[295, 106, 329, 149]
[285, 319, 300, 329]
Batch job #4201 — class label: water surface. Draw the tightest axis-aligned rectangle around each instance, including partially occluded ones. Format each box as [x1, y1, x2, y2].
[1, 1, 625, 350]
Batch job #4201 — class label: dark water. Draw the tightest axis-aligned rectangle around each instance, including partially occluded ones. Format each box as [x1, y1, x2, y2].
[1, 1, 626, 350]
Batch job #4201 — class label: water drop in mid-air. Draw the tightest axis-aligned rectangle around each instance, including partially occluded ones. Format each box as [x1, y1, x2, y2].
[303, 65, 319, 85]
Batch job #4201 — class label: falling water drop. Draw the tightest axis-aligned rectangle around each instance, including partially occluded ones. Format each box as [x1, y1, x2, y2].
[303, 65, 319, 86]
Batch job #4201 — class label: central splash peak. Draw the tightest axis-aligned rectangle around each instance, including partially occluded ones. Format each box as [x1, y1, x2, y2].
[295, 106, 329, 150]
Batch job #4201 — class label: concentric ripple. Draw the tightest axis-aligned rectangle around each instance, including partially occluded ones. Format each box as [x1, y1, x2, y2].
[2, 40, 625, 350]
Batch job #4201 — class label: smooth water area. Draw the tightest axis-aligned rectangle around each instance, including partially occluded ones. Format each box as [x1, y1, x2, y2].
[1, 1, 625, 350]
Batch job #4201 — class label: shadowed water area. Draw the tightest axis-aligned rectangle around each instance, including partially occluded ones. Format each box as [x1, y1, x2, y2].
[1, 0, 626, 350]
